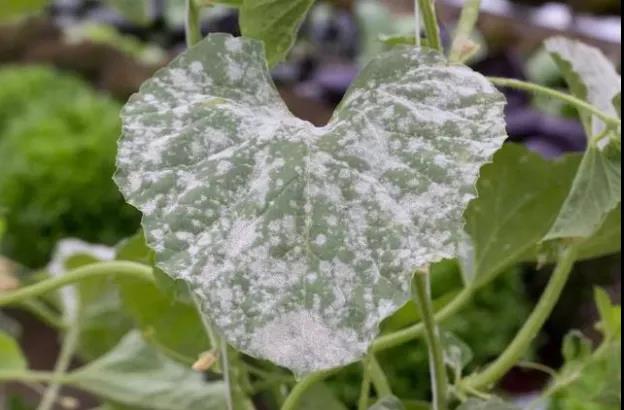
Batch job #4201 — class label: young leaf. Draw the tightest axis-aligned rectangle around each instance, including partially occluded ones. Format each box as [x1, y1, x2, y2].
[594, 287, 621, 339]
[369, 395, 405, 410]
[544, 37, 621, 136]
[115, 33, 507, 375]
[67, 332, 226, 410]
[456, 397, 520, 410]
[543, 143, 621, 241]
[0, 331, 26, 370]
[239, 0, 315, 67]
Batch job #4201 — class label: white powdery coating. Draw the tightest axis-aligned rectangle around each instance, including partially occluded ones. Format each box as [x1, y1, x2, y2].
[114, 33, 507, 376]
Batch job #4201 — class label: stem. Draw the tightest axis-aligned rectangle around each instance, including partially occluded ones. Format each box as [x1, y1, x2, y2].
[0, 261, 153, 306]
[463, 245, 579, 390]
[280, 370, 336, 410]
[413, 272, 448, 410]
[488, 77, 621, 129]
[37, 323, 80, 410]
[17, 300, 67, 329]
[372, 286, 474, 352]
[357, 356, 372, 410]
[369, 355, 392, 397]
[185, 0, 202, 47]
[0, 370, 60, 383]
[448, 0, 481, 63]
[414, 0, 421, 47]
[417, 0, 442, 51]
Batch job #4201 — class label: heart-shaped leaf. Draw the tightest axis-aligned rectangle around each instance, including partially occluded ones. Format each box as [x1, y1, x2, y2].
[115, 33, 506, 375]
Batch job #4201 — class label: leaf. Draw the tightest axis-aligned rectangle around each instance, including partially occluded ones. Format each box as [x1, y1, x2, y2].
[561, 330, 592, 363]
[369, 395, 405, 410]
[441, 330, 473, 376]
[115, 233, 210, 361]
[543, 37, 621, 241]
[544, 36, 621, 136]
[543, 143, 621, 241]
[67, 331, 226, 410]
[239, 0, 315, 67]
[0, 331, 26, 370]
[0, 0, 47, 21]
[107, 0, 151, 25]
[594, 287, 621, 339]
[456, 397, 520, 410]
[299, 383, 348, 410]
[115, 33, 507, 375]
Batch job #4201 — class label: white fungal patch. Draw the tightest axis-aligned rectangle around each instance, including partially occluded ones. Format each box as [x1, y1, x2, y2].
[115, 33, 508, 376]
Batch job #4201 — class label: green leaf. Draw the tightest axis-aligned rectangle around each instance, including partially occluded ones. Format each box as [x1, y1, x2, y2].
[543, 143, 621, 241]
[0, 0, 47, 21]
[544, 37, 621, 136]
[299, 383, 348, 410]
[115, 33, 507, 375]
[107, 0, 151, 25]
[441, 330, 473, 375]
[456, 397, 520, 410]
[369, 395, 405, 410]
[67, 331, 226, 410]
[239, 0, 315, 67]
[594, 287, 621, 339]
[562, 330, 593, 363]
[0, 331, 26, 370]
[115, 233, 210, 361]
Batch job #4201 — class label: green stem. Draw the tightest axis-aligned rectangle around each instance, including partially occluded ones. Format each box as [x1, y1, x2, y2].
[357, 356, 372, 410]
[372, 286, 474, 352]
[37, 323, 80, 410]
[463, 245, 579, 390]
[185, 0, 202, 47]
[0, 261, 153, 306]
[413, 272, 448, 410]
[414, 0, 421, 47]
[417, 0, 442, 51]
[369, 355, 392, 397]
[448, 0, 481, 63]
[280, 370, 336, 410]
[17, 300, 67, 329]
[0, 370, 60, 384]
[488, 77, 621, 129]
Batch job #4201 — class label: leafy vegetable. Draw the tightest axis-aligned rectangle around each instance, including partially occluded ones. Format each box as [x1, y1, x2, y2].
[115, 33, 507, 375]
[0, 66, 140, 267]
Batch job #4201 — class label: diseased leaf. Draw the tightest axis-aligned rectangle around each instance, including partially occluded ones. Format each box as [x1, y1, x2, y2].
[239, 0, 315, 67]
[67, 332, 226, 410]
[115, 233, 210, 360]
[0, 331, 26, 370]
[369, 396, 405, 410]
[456, 397, 520, 410]
[543, 144, 621, 241]
[544, 37, 621, 136]
[115, 33, 507, 375]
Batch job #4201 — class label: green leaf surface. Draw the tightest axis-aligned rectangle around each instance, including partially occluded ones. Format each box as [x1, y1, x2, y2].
[239, 0, 315, 67]
[544, 37, 621, 136]
[299, 383, 348, 410]
[107, 0, 151, 25]
[594, 287, 621, 339]
[115, 33, 507, 375]
[0, 331, 26, 370]
[369, 395, 405, 410]
[543, 144, 621, 241]
[68, 331, 226, 410]
[115, 233, 210, 361]
[464, 143, 620, 284]
[456, 397, 520, 410]
[0, 0, 47, 21]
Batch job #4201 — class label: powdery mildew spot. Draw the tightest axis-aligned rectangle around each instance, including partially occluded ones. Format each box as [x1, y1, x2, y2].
[114, 33, 507, 376]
